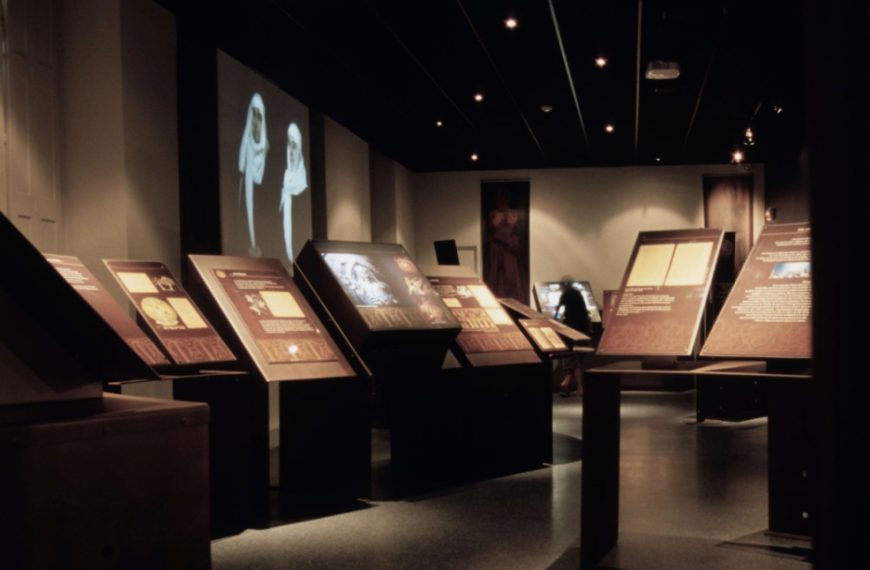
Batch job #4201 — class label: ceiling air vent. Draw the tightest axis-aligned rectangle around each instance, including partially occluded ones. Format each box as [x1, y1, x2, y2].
[645, 60, 681, 80]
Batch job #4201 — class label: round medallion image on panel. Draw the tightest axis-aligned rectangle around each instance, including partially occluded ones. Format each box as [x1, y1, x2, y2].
[141, 296, 180, 327]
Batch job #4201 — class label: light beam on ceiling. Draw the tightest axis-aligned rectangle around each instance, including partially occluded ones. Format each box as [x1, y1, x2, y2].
[548, 0, 589, 153]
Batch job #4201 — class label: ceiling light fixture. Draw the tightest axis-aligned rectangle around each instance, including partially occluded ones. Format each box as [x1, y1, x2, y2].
[541, 104, 553, 113]
[470, 153, 479, 162]
[744, 127, 755, 146]
[504, 17, 518, 30]
[773, 105, 783, 114]
[655, 157, 661, 163]
[731, 149, 745, 164]
[435, 120, 444, 128]
[604, 123, 615, 134]
[595, 56, 608, 68]
[473, 92, 484, 103]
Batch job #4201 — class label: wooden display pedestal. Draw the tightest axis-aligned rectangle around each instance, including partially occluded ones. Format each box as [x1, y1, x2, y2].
[385, 361, 550, 490]
[0, 393, 210, 569]
[580, 360, 811, 567]
[174, 372, 372, 531]
[278, 378, 372, 512]
[173, 373, 268, 536]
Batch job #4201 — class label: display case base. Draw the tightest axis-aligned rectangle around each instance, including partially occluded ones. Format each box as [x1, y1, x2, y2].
[0, 393, 210, 569]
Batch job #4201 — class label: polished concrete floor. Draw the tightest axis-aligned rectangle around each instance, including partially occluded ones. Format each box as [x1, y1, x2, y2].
[212, 391, 812, 569]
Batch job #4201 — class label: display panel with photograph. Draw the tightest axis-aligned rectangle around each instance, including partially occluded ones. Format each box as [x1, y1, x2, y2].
[533, 281, 603, 323]
[701, 223, 811, 359]
[319, 249, 457, 331]
[597, 228, 723, 356]
[104, 260, 236, 366]
[188, 255, 355, 381]
[45, 254, 170, 367]
[218, 50, 311, 266]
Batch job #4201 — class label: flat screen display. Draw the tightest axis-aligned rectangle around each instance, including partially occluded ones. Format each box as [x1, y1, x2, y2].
[320, 250, 456, 330]
[217, 50, 311, 266]
[533, 281, 602, 323]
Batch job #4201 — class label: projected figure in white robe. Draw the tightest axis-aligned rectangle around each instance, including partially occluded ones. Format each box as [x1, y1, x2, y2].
[279, 123, 307, 261]
[238, 93, 268, 256]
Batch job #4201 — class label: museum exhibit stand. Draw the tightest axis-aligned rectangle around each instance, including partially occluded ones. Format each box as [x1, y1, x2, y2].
[294, 240, 463, 489]
[1, 394, 211, 569]
[423, 265, 550, 477]
[0, 211, 212, 567]
[186, 254, 370, 519]
[579, 224, 814, 567]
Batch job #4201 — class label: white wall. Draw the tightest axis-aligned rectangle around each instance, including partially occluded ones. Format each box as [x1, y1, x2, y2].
[59, 0, 178, 399]
[324, 117, 370, 242]
[395, 161, 415, 255]
[413, 164, 764, 303]
[60, 0, 128, 287]
[369, 149, 415, 254]
[120, 0, 180, 272]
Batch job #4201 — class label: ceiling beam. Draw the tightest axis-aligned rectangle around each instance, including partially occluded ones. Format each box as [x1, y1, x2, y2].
[548, 0, 589, 154]
[634, 0, 643, 158]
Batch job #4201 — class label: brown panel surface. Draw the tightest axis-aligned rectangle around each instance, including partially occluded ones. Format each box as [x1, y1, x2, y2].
[104, 259, 236, 366]
[701, 223, 811, 359]
[188, 255, 354, 382]
[45, 254, 170, 367]
[423, 264, 539, 367]
[597, 228, 723, 357]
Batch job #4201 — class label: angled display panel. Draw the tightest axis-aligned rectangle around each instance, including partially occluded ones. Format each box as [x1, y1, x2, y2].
[188, 255, 355, 381]
[701, 223, 811, 359]
[518, 319, 569, 353]
[533, 281, 602, 323]
[295, 240, 460, 351]
[423, 264, 540, 367]
[45, 254, 170, 368]
[104, 260, 236, 366]
[0, 212, 126, 422]
[597, 228, 723, 357]
[498, 297, 591, 345]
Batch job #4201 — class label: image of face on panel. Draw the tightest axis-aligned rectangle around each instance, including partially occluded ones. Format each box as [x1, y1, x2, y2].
[219, 51, 311, 267]
[280, 122, 308, 261]
[238, 93, 269, 256]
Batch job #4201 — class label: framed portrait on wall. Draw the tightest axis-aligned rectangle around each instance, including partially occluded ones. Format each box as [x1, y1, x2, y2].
[480, 180, 530, 304]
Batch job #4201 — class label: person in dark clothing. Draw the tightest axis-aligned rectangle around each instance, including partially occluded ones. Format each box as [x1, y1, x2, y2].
[558, 287, 591, 335]
[556, 286, 591, 396]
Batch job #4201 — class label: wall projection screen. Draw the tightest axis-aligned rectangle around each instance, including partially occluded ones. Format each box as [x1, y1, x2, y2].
[217, 51, 311, 267]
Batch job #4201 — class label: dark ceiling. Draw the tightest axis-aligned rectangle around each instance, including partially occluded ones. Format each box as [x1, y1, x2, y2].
[166, 0, 805, 172]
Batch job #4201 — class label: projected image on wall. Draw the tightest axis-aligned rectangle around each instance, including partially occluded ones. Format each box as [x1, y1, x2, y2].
[218, 51, 310, 266]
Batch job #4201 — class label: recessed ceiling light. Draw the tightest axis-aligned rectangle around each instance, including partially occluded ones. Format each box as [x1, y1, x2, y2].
[435, 120, 444, 128]
[504, 17, 518, 30]
[541, 104, 553, 113]
[595, 56, 608, 68]
[604, 123, 615, 134]
[731, 149, 745, 164]
[773, 105, 783, 114]
[655, 157, 661, 163]
[470, 153, 479, 162]
[473, 92, 484, 103]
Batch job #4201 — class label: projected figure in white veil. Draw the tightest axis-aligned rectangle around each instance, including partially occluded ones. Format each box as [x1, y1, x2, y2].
[280, 122, 307, 261]
[238, 93, 268, 256]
